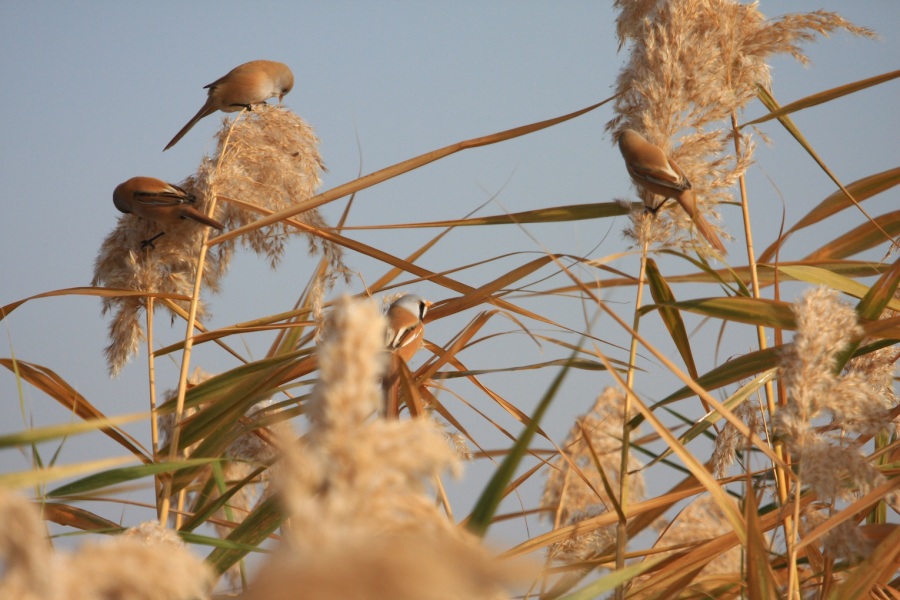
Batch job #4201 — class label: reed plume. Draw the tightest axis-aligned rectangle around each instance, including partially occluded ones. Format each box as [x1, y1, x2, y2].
[610, 0, 874, 253]
[92, 105, 345, 375]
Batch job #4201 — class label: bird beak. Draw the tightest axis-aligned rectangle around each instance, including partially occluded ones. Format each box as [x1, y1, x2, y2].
[423, 300, 434, 321]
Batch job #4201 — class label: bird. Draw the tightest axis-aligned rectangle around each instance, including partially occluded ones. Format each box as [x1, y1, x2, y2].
[385, 294, 432, 363]
[164, 60, 294, 151]
[617, 128, 726, 254]
[382, 294, 431, 417]
[113, 176, 225, 248]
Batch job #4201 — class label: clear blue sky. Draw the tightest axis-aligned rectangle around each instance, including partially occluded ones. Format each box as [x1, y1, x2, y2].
[1, 2, 897, 548]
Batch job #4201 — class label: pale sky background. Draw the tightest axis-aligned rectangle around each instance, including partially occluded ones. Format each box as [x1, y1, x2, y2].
[1, 1, 897, 560]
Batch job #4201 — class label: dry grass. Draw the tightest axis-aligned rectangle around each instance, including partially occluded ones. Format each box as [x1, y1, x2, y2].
[1, 1, 898, 599]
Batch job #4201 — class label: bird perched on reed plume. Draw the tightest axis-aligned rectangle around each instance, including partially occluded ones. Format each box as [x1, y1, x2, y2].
[164, 60, 294, 150]
[113, 176, 224, 248]
[617, 128, 726, 254]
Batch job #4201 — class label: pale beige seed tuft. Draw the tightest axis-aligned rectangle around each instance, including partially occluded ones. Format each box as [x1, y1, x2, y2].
[121, 521, 186, 548]
[56, 532, 213, 600]
[712, 397, 764, 478]
[305, 296, 389, 431]
[240, 535, 515, 600]
[92, 211, 220, 377]
[0, 491, 52, 600]
[774, 287, 896, 505]
[804, 509, 873, 562]
[620, 198, 691, 252]
[194, 105, 336, 266]
[0, 492, 214, 600]
[193, 104, 348, 320]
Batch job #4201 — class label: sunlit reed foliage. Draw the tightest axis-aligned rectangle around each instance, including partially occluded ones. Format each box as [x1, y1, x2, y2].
[157, 368, 285, 587]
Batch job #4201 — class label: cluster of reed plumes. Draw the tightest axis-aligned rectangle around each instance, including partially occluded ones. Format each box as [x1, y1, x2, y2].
[2, 0, 899, 598]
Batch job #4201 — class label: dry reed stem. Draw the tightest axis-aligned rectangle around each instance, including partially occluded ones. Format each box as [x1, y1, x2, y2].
[729, 109, 791, 520]
[158, 114, 238, 529]
[615, 239, 649, 598]
[145, 296, 162, 517]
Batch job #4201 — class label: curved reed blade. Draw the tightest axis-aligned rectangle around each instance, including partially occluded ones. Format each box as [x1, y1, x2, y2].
[207, 98, 616, 247]
[742, 70, 900, 129]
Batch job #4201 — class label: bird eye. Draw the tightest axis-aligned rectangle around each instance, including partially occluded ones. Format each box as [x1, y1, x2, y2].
[418, 301, 428, 320]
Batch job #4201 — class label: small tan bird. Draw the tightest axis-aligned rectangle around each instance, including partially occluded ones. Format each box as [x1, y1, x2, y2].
[617, 129, 726, 254]
[113, 176, 224, 248]
[382, 294, 431, 417]
[164, 60, 294, 150]
[385, 294, 431, 363]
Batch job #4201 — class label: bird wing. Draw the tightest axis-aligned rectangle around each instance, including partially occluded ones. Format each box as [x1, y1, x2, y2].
[203, 69, 235, 90]
[387, 325, 413, 350]
[387, 323, 423, 351]
[627, 161, 691, 192]
[133, 185, 194, 207]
